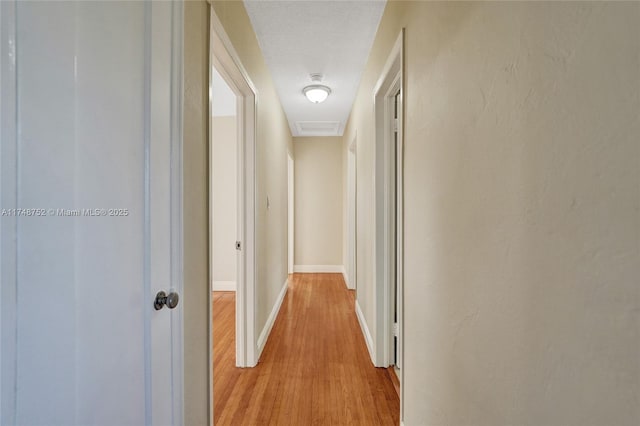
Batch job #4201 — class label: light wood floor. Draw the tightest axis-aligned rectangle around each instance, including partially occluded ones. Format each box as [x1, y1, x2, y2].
[212, 273, 400, 425]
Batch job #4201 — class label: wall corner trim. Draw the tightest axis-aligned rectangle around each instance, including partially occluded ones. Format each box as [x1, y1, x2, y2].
[293, 265, 345, 273]
[257, 278, 289, 359]
[355, 299, 376, 365]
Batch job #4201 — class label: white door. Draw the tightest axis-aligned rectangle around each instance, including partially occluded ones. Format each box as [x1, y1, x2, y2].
[1, 1, 183, 425]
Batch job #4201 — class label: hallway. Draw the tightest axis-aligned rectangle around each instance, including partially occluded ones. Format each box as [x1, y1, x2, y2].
[212, 274, 400, 425]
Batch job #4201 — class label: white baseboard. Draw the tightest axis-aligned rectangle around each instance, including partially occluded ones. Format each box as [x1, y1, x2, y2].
[355, 299, 375, 365]
[293, 264, 344, 273]
[343, 272, 350, 287]
[257, 278, 289, 358]
[212, 280, 236, 291]
[342, 270, 355, 290]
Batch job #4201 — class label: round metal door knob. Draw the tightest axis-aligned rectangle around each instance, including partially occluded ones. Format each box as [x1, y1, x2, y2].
[166, 291, 179, 309]
[154, 290, 180, 310]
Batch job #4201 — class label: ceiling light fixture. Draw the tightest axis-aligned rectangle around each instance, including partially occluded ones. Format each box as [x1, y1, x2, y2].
[303, 85, 331, 103]
[303, 73, 330, 103]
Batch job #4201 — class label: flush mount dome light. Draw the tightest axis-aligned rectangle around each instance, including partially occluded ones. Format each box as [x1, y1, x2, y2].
[303, 85, 331, 103]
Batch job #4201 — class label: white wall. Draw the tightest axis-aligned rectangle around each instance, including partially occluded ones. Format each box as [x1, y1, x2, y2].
[293, 137, 344, 270]
[346, 1, 640, 425]
[212, 115, 237, 289]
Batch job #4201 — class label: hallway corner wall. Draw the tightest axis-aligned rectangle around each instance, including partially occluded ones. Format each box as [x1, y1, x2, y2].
[211, 1, 294, 351]
[346, 1, 640, 425]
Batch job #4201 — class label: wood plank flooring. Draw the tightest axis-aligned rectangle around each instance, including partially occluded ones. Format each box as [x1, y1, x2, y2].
[212, 273, 400, 425]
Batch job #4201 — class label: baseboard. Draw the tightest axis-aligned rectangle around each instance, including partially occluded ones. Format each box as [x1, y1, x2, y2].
[293, 264, 344, 273]
[342, 270, 355, 290]
[257, 278, 289, 358]
[212, 280, 236, 291]
[355, 299, 375, 365]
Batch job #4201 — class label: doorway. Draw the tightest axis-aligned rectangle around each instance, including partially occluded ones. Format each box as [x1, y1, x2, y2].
[373, 28, 404, 423]
[211, 69, 238, 295]
[208, 8, 258, 424]
[208, 5, 257, 376]
[210, 66, 240, 422]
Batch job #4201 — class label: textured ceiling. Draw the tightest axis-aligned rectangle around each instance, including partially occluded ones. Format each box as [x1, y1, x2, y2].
[244, 0, 386, 137]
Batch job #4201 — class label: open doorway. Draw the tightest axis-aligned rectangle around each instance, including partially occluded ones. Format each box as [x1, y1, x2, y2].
[208, 9, 258, 424]
[373, 29, 404, 423]
[211, 69, 238, 295]
[210, 66, 239, 420]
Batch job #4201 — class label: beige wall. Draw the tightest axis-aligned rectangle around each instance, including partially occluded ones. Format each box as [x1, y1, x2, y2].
[183, 0, 210, 424]
[212, 116, 237, 285]
[293, 137, 344, 267]
[211, 1, 293, 340]
[346, 2, 640, 425]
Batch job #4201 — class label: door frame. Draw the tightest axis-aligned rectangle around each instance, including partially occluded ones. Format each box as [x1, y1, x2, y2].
[208, 4, 257, 383]
[167, 2, 185, 422]
[373, 28, 404, 422]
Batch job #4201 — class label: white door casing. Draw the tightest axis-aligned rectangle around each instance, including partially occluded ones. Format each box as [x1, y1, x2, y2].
[394, 88, 404, 373]
[0, 1, 183, 425]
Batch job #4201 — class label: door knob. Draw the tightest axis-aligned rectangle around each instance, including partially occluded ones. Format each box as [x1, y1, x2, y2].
[154, 290, 180, 310]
